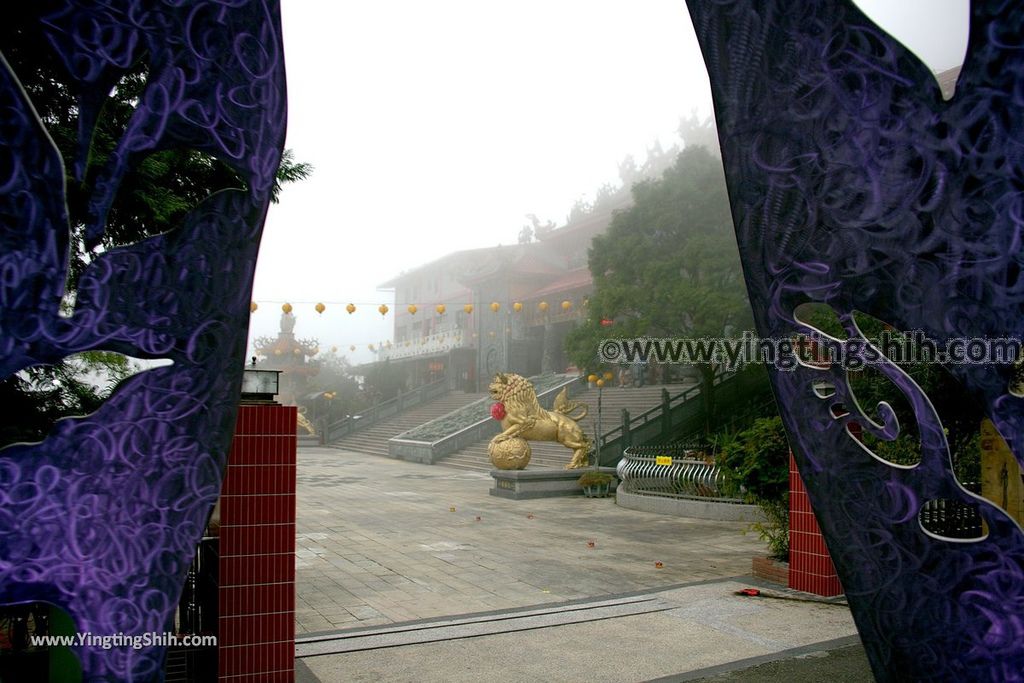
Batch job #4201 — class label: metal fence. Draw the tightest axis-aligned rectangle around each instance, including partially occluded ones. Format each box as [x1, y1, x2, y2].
[597, 366, 774, 467]
[919, 495, 983, 539]
[620, 449, 985, 539]
[617, 444, 743, 502]
[322, 377, 448, 444]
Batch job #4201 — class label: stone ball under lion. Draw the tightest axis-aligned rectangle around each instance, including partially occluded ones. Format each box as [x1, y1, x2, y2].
[488, 437, 531, 470]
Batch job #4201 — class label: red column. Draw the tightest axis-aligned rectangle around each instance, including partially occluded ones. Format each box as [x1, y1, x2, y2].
[788, 452, 843, 596]
[218, 404, 297, 681]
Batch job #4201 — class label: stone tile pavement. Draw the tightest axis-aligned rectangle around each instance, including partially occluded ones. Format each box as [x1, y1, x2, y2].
[294, 446, 766, 635]
[295, 580, 861, 683]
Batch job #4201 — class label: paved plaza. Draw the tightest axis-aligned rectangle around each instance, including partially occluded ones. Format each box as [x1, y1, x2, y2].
[294, 446, 766, 634]
[296, 581, 862, 682]
[293, 446, 865, 681]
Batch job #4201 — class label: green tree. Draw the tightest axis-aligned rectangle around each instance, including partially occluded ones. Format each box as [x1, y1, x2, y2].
[0, 352, 139, 447]
[566, 146, 754, 428]
[300, 352, 367, 425]
[362, 360, 407, 403]
[0, 17, 312, 447]
[677, 112, 720, 157]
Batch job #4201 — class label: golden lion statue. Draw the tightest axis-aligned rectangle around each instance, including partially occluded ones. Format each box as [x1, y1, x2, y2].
[296, 410, 316, 436]
[488, 373, 591, 468]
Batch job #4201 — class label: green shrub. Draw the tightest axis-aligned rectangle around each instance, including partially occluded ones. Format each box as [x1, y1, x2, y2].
[717, 416, 791, 560]
[717, 417, 790, 502]
[749, 499, 789, 561]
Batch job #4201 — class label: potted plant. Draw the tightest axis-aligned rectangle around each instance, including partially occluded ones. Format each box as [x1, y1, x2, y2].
[577, 471, 613, 498]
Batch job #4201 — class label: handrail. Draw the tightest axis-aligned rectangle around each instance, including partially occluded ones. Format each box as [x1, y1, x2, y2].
[387, 369, 745, 465]
[390, 395, 491, 445]
[392, 373, 579, 442]
[323, 377, 448, 443]
[617, 445, 743, 501]
[600, 382, 699, 444]
[388, 374, 584, 463]
[597, 370, 735, 458]
[629, 368, 775, 457]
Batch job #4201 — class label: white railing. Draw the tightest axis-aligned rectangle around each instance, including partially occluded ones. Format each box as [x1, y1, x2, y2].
[616, 446, 742, 502]
[377, 329, 470, 361]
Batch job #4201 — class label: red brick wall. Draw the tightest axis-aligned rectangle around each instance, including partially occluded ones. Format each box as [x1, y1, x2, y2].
[218, 404, 297, 681]
[788, 452, 843, 596]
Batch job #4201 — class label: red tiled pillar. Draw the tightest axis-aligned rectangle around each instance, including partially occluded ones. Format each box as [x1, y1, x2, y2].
[788, 452, 843, 596]
[218, 404, 297, 682]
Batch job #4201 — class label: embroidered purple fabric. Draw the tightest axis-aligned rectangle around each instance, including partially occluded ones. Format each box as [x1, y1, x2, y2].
[0, 2, 285, 679]
[687, 1, 1024, 680]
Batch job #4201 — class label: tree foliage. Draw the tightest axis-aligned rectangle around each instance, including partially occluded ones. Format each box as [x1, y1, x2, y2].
[716, 417, 792, 560]
[566, 146, 754, 415]
[299, 352, 367, 423]
[362, 361, 407, 403]
[717, 417, 791, 502]
[0, 353, 139, 447]
[0, 17, 311, 447]
[796, 305, 983, 484]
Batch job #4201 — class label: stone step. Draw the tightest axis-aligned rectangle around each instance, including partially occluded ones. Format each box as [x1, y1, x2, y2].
[434, 381, 698, 471]
[434, 457, 492, 472]
[329, 391, 486, 453]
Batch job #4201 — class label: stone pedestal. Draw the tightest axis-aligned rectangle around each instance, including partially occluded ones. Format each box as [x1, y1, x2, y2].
[490, 467, 618, 500]
[616, 490, 763, 522]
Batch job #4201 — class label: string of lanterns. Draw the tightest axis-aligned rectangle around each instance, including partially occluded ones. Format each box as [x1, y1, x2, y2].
[249, 299, 584, 316]
[249, 299, 587, 360]
[252, 335, 475, 357]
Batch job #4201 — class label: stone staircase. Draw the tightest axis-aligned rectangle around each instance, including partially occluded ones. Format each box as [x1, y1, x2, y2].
[437, 383, 697, 472]
[326, 392, 485, 457]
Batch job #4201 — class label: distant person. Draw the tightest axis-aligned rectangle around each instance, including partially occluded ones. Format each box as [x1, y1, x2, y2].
[649, 360, 661, 385]
[633, 359, 646, 387]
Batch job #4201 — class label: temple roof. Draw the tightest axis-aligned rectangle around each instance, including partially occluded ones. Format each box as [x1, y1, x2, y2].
[522, 267, 593, 299]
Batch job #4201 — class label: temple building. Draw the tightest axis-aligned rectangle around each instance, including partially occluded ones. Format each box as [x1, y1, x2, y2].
[371, 199, 627, 391]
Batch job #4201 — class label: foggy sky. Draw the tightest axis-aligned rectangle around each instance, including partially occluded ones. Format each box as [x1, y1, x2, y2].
[249, 0, 968, 366]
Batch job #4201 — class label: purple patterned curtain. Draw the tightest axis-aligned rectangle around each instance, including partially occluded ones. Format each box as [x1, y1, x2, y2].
[0, 2, 286, 679]
[687, 1, 1024, 680]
